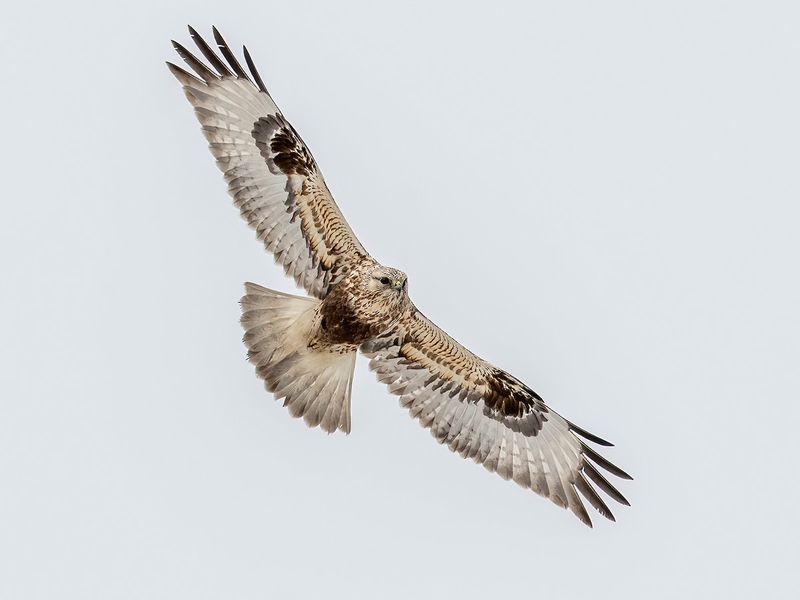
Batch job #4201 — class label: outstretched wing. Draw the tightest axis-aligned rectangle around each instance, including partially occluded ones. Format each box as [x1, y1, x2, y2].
[167, 27, 368, 298]
[361, 308, 632, 527]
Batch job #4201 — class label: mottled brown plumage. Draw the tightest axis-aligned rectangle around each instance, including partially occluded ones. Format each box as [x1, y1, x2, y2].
[168, 27, 632, 527]
[317, 262, 408, 345]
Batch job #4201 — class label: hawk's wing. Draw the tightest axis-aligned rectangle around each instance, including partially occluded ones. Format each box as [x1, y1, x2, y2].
[361, 308, 632, 526]
[168, 27, 368, 299]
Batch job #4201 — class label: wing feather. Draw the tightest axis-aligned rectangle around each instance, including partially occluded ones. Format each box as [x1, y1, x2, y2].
[169, 27, 368, 298]
[362, 308, 632, 526]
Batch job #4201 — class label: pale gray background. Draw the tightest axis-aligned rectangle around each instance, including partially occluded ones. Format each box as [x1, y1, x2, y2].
[2, 1, 799, 598]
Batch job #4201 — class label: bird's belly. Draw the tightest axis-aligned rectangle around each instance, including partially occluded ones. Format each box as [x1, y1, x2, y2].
[317, 302, 380, 345]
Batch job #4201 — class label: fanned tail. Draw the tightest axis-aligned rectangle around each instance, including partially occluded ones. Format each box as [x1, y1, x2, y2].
[240, 283, 357, 434]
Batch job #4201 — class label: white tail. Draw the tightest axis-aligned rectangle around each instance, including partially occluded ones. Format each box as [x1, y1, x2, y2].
[240, 282, 357, 433]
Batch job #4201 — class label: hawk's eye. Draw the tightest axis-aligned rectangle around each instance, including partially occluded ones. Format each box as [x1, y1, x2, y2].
[379, 277, 390, 285]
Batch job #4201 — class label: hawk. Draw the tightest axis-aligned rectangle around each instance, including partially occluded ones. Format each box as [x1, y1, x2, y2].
[167, 26, 632, 526]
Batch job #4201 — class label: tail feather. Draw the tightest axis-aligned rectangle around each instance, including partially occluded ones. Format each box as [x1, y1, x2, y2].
[240, 282, 356, 434]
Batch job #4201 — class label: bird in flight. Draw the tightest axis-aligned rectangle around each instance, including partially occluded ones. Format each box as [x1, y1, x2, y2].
[167, 26, 632, 526]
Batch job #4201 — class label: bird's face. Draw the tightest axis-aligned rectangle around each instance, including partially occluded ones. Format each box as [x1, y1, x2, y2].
[367, 266, 408, 298]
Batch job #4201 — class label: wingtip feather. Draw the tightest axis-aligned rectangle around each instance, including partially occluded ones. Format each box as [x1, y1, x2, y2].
[568, 420, 614, 446]
[210, 26, 250, 81]
[166, 61, 204, 86]
[243, 45, 269, 93]
[582, 443, 633, 480]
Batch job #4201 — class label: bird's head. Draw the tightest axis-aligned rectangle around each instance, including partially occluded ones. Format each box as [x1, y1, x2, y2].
[367, 266, 408, 297]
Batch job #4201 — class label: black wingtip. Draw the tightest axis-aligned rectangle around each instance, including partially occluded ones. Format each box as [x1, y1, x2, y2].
[575, 473, 616, 522]
[243, 45, 268, 94]
[582, 443, 633, 480]
[211, 26, 229, 55]
[165, 61, 205, 87]
[568, 421, 614, 446]
[188, 25, 232, 78]
[171, 40, 218, 82]
[211, 26, 250, 81]
[583, 461, 630, 506]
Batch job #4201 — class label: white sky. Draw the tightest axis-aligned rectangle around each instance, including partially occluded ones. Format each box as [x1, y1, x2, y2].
[2, 1, 799, 598]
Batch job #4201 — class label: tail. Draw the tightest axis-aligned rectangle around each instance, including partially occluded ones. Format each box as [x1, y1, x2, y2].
[240, 282, 357, 434]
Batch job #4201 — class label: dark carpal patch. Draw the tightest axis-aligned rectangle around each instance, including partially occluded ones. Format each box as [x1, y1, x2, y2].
[485, 369, 545, 418]
[252, 115, 316, 177]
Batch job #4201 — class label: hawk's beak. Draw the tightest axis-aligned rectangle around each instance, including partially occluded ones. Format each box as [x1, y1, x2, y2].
[393, 280, 403, 290]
